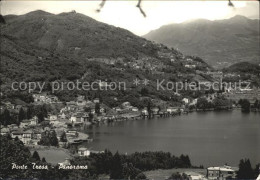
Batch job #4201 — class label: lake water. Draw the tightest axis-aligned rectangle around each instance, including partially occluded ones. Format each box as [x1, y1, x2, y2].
[81, 110, 260, 167]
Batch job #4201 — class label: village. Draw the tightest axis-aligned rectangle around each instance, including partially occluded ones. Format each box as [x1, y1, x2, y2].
[1, 77, 259, 147]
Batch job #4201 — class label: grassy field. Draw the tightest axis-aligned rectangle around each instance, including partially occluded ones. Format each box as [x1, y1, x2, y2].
[144, 168, 206, 180]
[30, 146, 72, 164]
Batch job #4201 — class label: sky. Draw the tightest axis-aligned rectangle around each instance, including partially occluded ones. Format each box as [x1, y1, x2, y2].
[0, 0, 259, 36]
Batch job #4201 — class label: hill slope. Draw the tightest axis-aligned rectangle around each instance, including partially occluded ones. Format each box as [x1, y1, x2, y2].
[144, 15, 260, 68]
[2, 10, 159, 58]
[223, 62, 260, 75]
[0, 10, 211, 107]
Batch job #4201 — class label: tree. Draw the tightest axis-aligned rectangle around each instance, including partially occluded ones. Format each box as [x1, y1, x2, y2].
[0, 135, 32, 178]
[95, 103, 101, 115]
[168, 172, 189, 180]
[135, 173, 147, 180]
[0, 109, 11, 126]
[49, 130, 59, 146]
[89, 112, 94, 122]
[42, 157, 47, 163]
[140, 87, 149, 96]
[32, 151, 41, 162]
[180, 154, 191, 167]
[147, 101, 152, 118]
[212, 97, 231, 110]
[197, 97, 212, 110]
[238, 99, 251, 112]
[60, 131, 67, 142]
[237, 159, 255, 179]
[18, 108, 26, 122]
[253, 99, 260, 109]
[37, 112, 45, 123]
[0, 15, 6, 24]
[41, 104, 48, 118]
[110, 152, 124, 179]
[122, 162, 142, 179]
[254, 164, 260, 179]
[38, 130, 59, 146]
[27, 106, 33, 119]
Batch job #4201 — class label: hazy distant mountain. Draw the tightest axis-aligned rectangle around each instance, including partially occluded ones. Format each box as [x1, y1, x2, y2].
[144, 15, 260, 68]
[223, 61, 260, 75]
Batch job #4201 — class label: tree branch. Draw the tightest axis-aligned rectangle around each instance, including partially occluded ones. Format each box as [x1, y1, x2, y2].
[136, 0, 146, 17]
[228, 0, 234, 7]
[96, 0, 106, 12]
[96, 0, 146, 17]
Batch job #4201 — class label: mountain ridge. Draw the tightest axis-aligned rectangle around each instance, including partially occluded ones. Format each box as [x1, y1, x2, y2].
[144, 15, 260, 68]
[1, 10, 212, 107]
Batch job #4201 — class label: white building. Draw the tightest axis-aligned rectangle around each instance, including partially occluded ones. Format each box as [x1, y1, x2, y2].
[131, 107, 139, 112]
[166, 107, 179, 113]
[78, 147, 91, 157]
[207, 165, 238, 180]
[182, 98, 190, 104]
[141, 109, 148, 115]
[49, 115, 57, 121]
[30, 116, 38, 125]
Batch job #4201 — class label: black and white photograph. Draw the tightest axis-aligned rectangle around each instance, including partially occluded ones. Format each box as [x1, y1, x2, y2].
[0, 0, 259, 179]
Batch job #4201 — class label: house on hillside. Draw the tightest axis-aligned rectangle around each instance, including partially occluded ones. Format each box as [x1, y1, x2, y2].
[190, 98, 198, 105]
[48, 114, 58, 121]
[113, 107, 122, 113]
[22, 130, 33, 145]
[166, 107, 181, 113]
[182, 98, 190, 104]
[78, 147, 90, 157]
[33, 129, 42, 140]
[151, 107, 159, 115]
[30, 116, 39, 126]
[76, 95, 86, 106]
[93, 98, 100, 104]
[207, 165, 238, 180]
[3, 101, 15, 110]
[141, 109, 148, 115]
[122, 102, 131, 108]
[20, 120, 31, 128]
[70, 112, 89, 123]
[11, 129, 33, 145]
[58, 158, 71, 166]
[66, 101, 77, 111]
[131, 107, 139, 112]
[0, 128, 10, 136]
[185, 64, 196, 69]
[78, 147, 104, 157]
[66, 130, 78, 138]
[15, 105, 23, 111]
[11, 129, 24, 140]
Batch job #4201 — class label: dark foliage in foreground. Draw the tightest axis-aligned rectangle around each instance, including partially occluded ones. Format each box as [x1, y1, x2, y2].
[1, 134, 259, 179]
[167, 172, 189, 180]
[237, 159, 258, 179]
[0, 134, 192, 179]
